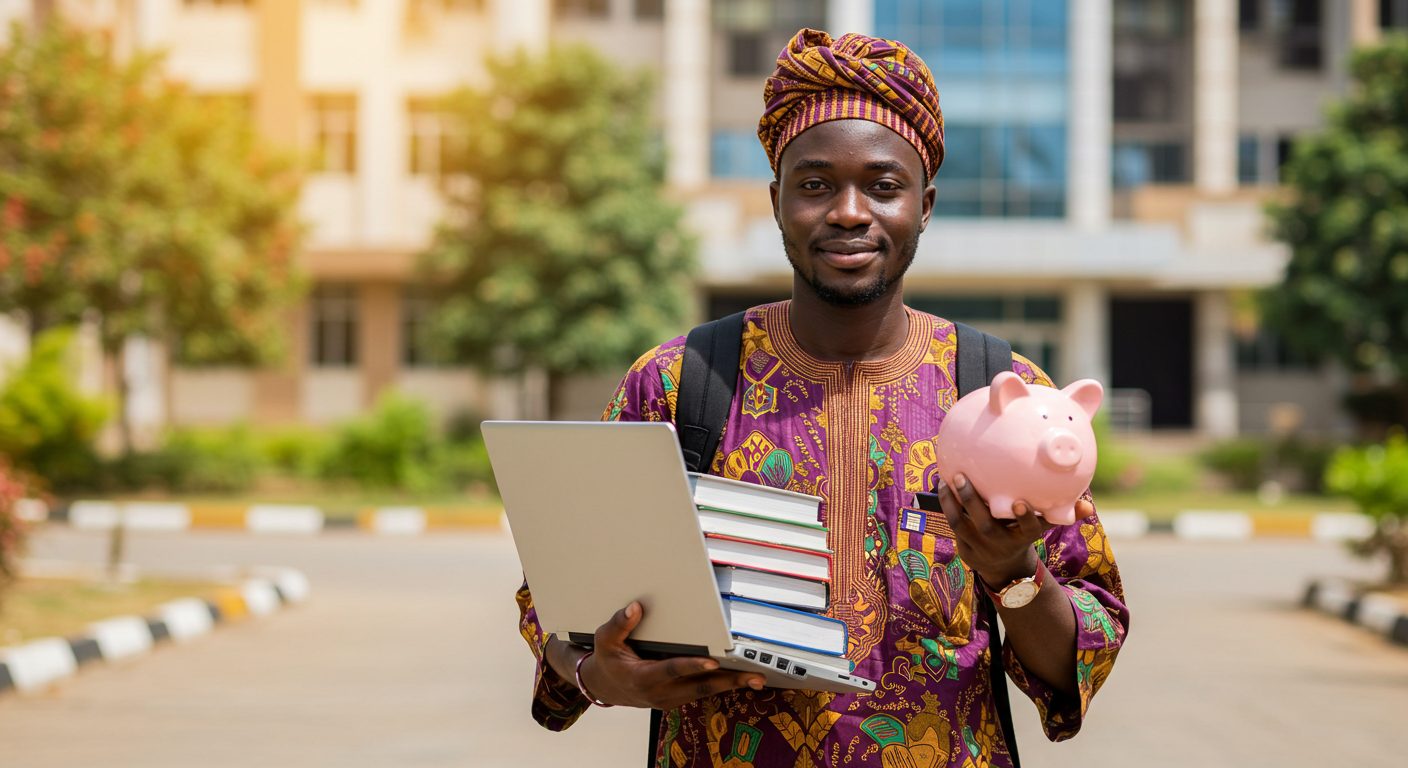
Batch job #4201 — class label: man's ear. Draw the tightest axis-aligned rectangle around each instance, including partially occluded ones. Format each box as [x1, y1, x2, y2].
[918, 181, 936, 233]
[769, 179, 781, 225]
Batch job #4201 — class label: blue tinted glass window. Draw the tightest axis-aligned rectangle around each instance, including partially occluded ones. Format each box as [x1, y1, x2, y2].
[1237, 134, 1259, 184]
[711, 130, 772, 179]
[876, 0, 1068, 219]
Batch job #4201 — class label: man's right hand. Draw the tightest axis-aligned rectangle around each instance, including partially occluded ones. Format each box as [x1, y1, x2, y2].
[553, 601, 766, 710]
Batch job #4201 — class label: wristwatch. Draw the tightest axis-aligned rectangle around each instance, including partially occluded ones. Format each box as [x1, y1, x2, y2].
[983, 566, 1046, 609]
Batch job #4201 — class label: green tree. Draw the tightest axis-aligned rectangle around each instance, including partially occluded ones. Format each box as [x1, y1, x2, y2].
[1262, 35, 1408, 427]
[419, 45, 696, 416]
[1325, 433, 1408, 585]
[0, 328, 109, 492]
[0, 21, 304, 452]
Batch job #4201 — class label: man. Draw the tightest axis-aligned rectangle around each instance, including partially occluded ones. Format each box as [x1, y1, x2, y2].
[516, 29, 1129, 767]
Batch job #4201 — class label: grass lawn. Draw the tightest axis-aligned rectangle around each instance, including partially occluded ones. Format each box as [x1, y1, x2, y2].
[0, 577, 223, 646]
[1095, 489, 1355, 523]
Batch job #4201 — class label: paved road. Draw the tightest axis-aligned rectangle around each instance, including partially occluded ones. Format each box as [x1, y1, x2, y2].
[1, 527, 1404, 767]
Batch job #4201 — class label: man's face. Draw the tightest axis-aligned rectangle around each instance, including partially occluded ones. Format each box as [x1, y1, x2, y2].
[770, 120, 936, 307]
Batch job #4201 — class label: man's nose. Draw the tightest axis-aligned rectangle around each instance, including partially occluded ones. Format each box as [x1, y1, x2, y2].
[825, 186, 873, 229]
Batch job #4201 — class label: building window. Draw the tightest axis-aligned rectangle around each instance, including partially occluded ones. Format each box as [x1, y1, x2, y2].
[407, 97, 464, 178]
[713, 1, 825, 77]
[711, 130, 773, 180]
[1112, 141, 1188, 188]
[311, 284, 360, 368]
[310, 95, 358, 174]
[878, 0, 1069, 219]
[635, 0, 664, 20]
[936, 122, 1068, 218]
[402, 288, 437, 367]
[907, 293, 1064, 374]
[727, 31, 770, 76]
[1239, 0, 1262, 31]
[1271, 0, 1323, 70]
[554, 0, 609, 19]
[1275, 135, 1296, 180]
[1237, 135, 1260, 185]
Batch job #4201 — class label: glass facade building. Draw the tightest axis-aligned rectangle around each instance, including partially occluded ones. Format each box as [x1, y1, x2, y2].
[876, 0, 1070, 218]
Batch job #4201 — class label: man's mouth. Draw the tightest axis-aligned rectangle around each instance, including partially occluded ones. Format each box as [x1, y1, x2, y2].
[816, 240, 883, 269]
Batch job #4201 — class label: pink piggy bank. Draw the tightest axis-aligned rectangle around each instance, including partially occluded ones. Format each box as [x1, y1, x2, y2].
[934, 372, 1104, 525]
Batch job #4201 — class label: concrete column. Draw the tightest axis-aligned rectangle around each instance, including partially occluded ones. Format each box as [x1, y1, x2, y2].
[359, 281, 402, 407]
[1195, 291, 1238, 438]
[1350, 0, 1382, 47]
[1194, 0, 1238, 196]
[250, 0, 305, 425]
[827, 0, 875, 36]
[359, 0, 401, 243]
[664, 0, 709, 190]
[255, 0, 302, 149]
[492, 0, 549, 55]
[1060, 282, 1110, 386]
[1067, 0, 1112, 231]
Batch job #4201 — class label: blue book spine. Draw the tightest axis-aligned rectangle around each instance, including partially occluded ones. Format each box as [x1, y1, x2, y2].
[721, 595, 848, 656]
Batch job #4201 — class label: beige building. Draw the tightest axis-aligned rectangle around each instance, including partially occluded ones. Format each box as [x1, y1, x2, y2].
[3, 0, 1405, 440]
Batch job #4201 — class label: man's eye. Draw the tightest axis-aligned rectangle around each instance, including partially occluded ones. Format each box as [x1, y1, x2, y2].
[801, 180, 827, 191]
[873, 181, 901, 192]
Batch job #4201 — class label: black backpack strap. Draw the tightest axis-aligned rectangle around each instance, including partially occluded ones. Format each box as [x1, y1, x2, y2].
[648, 311, 745, 765]
[676, 311, 746, 473]
[953, 321, 1020, 768]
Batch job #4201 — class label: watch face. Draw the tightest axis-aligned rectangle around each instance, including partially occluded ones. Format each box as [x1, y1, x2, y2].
[1000, 580, 1039, 609]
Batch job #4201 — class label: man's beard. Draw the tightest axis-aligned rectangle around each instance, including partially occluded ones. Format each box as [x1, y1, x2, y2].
[783, 231, 919, 307]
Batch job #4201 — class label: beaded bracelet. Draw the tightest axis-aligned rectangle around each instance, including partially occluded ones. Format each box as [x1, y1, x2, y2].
[574, 651, 614, 708]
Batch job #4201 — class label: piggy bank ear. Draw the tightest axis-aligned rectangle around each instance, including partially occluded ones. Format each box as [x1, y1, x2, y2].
[988, 371, 1028, 415]
[1062, 379, 1104, 419]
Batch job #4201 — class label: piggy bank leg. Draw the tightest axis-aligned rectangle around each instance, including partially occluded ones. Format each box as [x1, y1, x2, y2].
[986, 495, 1017, 519]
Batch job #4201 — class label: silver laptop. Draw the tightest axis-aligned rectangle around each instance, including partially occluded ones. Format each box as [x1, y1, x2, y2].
[483, 420, 874, 694]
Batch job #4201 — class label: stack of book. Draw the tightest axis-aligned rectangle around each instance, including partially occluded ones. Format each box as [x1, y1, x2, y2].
[687, 472, 854, 675]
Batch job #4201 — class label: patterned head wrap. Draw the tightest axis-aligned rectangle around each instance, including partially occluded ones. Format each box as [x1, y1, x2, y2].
[758, 29, 944, 180]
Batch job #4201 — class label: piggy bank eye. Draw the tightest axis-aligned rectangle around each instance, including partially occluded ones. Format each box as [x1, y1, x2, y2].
[1067, 415, 1073, 421]
[1041, 414, 1048, 419]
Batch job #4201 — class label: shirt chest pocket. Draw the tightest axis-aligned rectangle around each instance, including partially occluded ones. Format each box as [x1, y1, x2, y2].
[885, 506, 977, 645]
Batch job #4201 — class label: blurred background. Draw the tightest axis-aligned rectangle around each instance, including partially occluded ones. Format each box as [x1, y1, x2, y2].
[2, 1, 1408, 766]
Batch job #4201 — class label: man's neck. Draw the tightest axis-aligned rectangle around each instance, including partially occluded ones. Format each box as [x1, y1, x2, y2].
[787, 284, 911, 363]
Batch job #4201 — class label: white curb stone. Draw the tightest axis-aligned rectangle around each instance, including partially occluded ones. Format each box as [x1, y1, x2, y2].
[119, 503, 192, 532]
[1096, 510, 1149, 539]
[158, 598, 215, 642]
[1173, 511, 1253, 541]
[1355, 593, 1402, 635]
[87, 616, 154, 661]
[68, 501, 122, 530]
[1311, 513, 1375, 543]
[0, 638, 78, 693]
[1314, 579, 1356, 616]
[265, 568, 310, 604]
[372, 506, 427, 535]
[241, 579, 282, 617]
[246, 505, 324, 534]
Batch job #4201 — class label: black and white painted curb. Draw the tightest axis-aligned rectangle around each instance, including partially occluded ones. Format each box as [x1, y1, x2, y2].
[0, 567, 308, 696]
[1303, 577, 1408, 648]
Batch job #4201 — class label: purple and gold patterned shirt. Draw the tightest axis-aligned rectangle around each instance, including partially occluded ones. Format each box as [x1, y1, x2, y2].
[517, 302, 1129, 767]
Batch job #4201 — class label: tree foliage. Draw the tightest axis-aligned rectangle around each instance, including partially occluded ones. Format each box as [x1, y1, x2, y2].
[1263, 36, 1408, 380]
[419, 44, 696, 385]
[0, 20, 304, 364]
[1325, 432, 1408, 584]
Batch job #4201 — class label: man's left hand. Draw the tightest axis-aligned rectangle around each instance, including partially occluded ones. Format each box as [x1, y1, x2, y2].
[934, 474, 1094, 588]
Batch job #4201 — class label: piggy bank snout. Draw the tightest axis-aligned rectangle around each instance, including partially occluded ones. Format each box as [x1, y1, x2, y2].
[1040, 430, 1083, 470]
